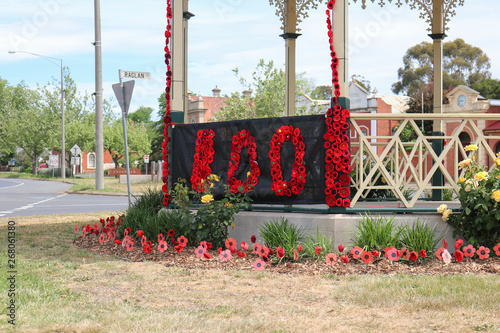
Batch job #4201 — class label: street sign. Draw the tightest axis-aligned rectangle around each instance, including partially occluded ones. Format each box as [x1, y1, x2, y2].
[112, 80, 135, 116]
[71, 144, 81, 156]
[71, 157, 80, 165]
[144, 155, 149, 163]
[119, 71, 151, 80]
[49, 155, 59, 167]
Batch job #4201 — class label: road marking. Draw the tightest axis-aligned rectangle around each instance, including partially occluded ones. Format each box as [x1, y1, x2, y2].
[1, 194, 68, 217]
[0, 180, 24, 190]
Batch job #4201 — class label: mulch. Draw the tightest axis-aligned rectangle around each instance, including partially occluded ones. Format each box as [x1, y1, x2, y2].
[74, 236, 500, 276]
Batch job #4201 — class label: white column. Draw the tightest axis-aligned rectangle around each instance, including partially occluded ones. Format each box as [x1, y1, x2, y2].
[281, 0, 299, 117]
[333, 0, 349, 107]
[171, 0, 186, 122]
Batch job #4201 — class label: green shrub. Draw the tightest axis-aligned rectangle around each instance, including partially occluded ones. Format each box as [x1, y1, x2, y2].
[37, 167, 72, 178]
[302, 227, 334, 259]
[259, 217, 305, 260]
[398, 219, 444, 254]
[352, 214, 401, 251]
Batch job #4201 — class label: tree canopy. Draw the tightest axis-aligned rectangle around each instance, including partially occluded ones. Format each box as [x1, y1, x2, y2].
[392, 38, 491, 96]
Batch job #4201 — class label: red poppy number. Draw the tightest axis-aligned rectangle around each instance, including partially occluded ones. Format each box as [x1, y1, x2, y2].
[269, 125, 307, 197]
[191, 129, 216, 193]
[227, 129, 261, 194]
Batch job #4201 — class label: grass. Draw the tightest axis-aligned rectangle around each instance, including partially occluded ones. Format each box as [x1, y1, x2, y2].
[0, 214, 499, 332]
[0, 171, 158, 194]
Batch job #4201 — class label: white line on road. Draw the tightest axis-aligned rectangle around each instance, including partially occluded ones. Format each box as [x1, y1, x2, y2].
[0, 180, 24, 190]
[7, 194, 68, 215]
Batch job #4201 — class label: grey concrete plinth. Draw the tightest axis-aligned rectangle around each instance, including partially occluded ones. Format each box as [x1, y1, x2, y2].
[229, 211, 456, 249]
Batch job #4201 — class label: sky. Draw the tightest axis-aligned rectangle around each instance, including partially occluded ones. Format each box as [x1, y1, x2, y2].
[1, 0, 500, 119]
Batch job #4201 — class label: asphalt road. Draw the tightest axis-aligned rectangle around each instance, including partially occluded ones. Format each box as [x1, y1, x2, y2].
[0, 178, 130, 218]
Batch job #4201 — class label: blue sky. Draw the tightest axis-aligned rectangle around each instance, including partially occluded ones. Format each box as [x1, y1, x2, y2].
[1, 0, 499, 118]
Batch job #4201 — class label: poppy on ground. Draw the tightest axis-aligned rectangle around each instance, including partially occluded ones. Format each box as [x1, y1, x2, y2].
[199, 241, 208, 249]
[177, 235, 188, 248]
[325, 253, 337, 266]
[126, 241, 134, 252]
[158, 233, 165, 243]
[442, 249, 452, 264]
[158, 241, 168, 253]
[400, 248, 410, 260]
[141, 235, 147, 247]
[230, 245, 237, 254]
[74, 225, 78, 234]
[195, 245, 206, 258]
[435, 247, 445, 261]
[442, 239, 448, 249]
[294, 249, 299, 261]
[371, 250, 379, 258]
[419, 249, 427, 258]
[253, 258, 265, 270]
[168, 229, 175, 237]
[225, 238, 237, 249]
[262, 255, 269, 262]
[361, 251, 373, 264]
[99, 233, 105, 244]
[203, 252, 211, 259]
[315, 247, 323, 255]
[410, 251, 418, 261]
[297, 245, 303, 252]
[494, 243, 500, 256]
[144, 241, 152, 254]
[276, 246, 284, 258]
[219, 249, 232, 262]
[463, 244, 476, 258]
[137, 230, 144, 238]
[171, 237, 177, 246]
[251, 235, 256, 243]
[240, 241, 249, 250]
[175, 245, 183, 253]
[114, 240, 122, 245]
[105, 233, 111, 242]
[340, 255, 349, 264]
[237, 250, 246, 258]
[338, 244, 344, 253]
[477, 246, 490, 260]
[454, 239, 463, 250]
[386, 248, 399, 261]
[351, 246, 363, 259]
[455, 250, 464, 262]
[218, 247, 222, 254]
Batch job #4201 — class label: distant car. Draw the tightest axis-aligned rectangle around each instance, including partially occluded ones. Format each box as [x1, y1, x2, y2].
[37, 163, 48, 170]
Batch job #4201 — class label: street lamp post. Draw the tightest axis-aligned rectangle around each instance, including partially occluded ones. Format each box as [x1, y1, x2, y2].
[8, 51, 66, 179]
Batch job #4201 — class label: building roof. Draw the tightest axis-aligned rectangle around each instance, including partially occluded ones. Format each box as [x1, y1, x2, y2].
[484, 121, 500, 132]
[376, 94, 410, 113]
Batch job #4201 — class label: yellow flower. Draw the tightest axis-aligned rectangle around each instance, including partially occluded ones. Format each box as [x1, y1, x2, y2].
[474, 171, 488, 181]
[210, 183, 214, 188]
[381, 177, 386, 183]
[201, 194, 214, 204]
[207, 174, 219, 182]
[465, 144, 478, 152]
[224, 202, 233, 208]
[442, 209, 452, 221]
[458, 159, 471, 169]
[437, 204, 448, 213]
[247, 171, 251, 177]
[491, 190, 500, 202]
[458, 177, 466, 183]
[495, 158, 500, 166]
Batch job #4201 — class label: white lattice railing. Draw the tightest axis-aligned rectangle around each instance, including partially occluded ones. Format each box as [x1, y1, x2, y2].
[349, 113, 500, 208]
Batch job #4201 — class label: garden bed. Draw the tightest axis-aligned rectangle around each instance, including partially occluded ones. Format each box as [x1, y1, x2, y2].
[74, 236, 500, 276]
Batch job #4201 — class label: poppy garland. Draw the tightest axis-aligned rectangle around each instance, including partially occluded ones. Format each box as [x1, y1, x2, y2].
[162, 0, 173, 206]
[268, 125, 307, 197]
[191, 129, 216, 193]
[325, 0, 351, 208]
[227, 129, 261, 194]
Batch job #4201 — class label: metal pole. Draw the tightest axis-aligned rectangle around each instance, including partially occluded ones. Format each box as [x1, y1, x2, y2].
[94, 0, 105, 190]
[119, 70, 132, 208]
[60, 59, 66, 179]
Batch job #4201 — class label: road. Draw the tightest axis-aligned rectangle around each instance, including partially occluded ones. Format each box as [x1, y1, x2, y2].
[0, 178, 130, 218]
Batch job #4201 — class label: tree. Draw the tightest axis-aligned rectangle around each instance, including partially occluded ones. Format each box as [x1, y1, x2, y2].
[310, 85, 332, 100]
[392, 38, 491, 96]
[472, 78, 500, 100]
[128, 106, 153, 124]
[103, 119, 152, 168]
[212, 59, 315, 121]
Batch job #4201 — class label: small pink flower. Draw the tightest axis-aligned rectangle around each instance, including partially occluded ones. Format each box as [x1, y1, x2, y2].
[442, 249, 452, 264]
[219, 249, 232, 262]
[253, 258, 265, 270]
[195, 245, 206, 258]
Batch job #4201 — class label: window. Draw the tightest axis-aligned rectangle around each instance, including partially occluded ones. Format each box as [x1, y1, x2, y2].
[87, 152, 96, 169]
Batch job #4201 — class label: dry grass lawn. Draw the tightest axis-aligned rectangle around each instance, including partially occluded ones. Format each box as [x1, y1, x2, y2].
[0, 214, 499, 333]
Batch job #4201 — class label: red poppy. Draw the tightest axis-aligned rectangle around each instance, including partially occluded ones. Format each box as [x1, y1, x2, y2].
[240, 241, 249, 250]
[199, 241, 208, 249]
[126, 241, 134, 252]
[105, 233, 111, 242]
[114, 240, 122, 246]
[175, 245, 183, 253]
[177, 235, 188, 248]
[99, 233, 105, 245]
[338, 244, 344, 253]
[463, 244, 475, 258]
[219, 249, 232, 261]
[477, 246, 490, 260]
[218, 247, 223, 255]
[253, 258, 265, 270]
[372, 250, 379, 258]
[410, 251, 418, 261]
[124, 228, 131, 236]
[351, 246, 363, 259]
[168, 229, 175, 237]
[137, 230, 144, 238]
[454, 239, 463, 250]
[158, 233, 165, 243]
[419, 249, 427, 258]
[225, 238, 237, 250]
[251, 235, 256, 243]
[325, 253, 337, 266]
[195, 245, 206, 258]
[400, 248, 410, 260]
[340, 255, 349, 264]
[442, 239, 448, 249]
[257, 245, 269, 257]
[237, 250, 246, 258]
[144, 241, 152, 254]
[435, 247, 445, 261]
[294, 249, 299, 261]
[230, 245, 237, 254]
[158, 241, 168, 253]
[277, 246, 284, 258]
[454, 250, 464, 262]
[315, 247, 323, 255]
[203, 252, 211, 259]
[361, 251, 373, 264]
[141, 235, 147, 247]
[74, 225, 78, 234]
[297, 245, 303, 252]
[386, 248, 399, 261]
[206, 242, 213, 250]
[171, 237, 177, 246]
[494, 243, 500, 256]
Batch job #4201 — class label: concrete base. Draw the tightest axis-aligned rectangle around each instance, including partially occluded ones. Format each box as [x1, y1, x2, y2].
[119, 175, 152, 184]
[228, 211, 455, 249]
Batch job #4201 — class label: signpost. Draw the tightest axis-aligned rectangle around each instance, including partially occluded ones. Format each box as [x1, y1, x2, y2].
[49, 155, 59, 168]
[144, 155, 149, 175]
[113, 69, 151, 207]
[70, 144, 81, 178]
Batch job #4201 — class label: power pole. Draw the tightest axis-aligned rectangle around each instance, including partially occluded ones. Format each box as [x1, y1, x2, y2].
[94, 0, 104, 190]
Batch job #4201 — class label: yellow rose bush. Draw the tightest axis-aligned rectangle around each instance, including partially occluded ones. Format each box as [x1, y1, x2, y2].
[447, 150, 500, 248]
